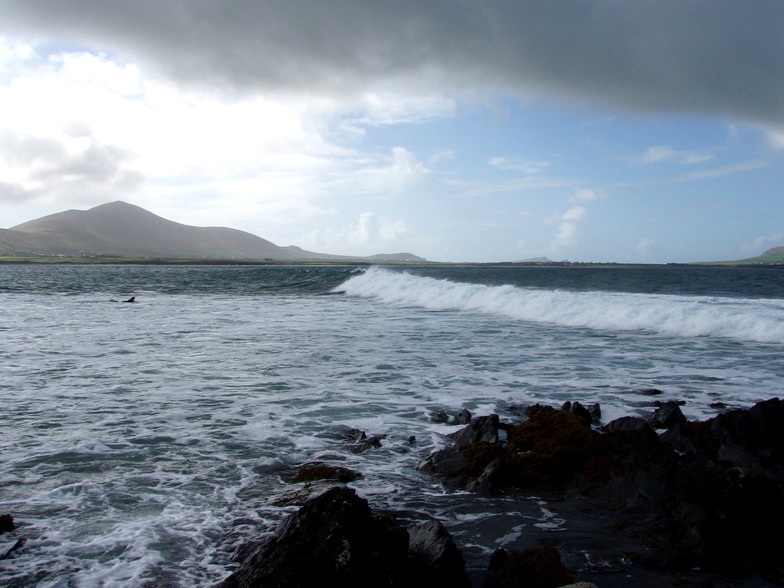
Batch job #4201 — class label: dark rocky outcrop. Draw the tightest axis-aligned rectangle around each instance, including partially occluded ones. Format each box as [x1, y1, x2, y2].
[419, 398, 784, 576]
[220, 486, 469, 588]
[292, 463, 362, 483]
[0, 515, 13, 534]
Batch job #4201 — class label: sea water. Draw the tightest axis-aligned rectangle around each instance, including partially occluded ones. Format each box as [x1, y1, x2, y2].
[1, 264, 782, 586]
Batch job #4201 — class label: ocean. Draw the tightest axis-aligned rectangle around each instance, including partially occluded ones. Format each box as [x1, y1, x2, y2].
[1, 264, 783, 586]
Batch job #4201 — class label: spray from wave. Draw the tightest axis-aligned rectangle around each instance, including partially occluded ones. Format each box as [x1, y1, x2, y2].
[334, 267, 784, 343]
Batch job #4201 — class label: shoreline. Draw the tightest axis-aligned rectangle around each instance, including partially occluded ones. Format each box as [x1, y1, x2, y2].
[1, 256, 783, 270]
[217, 398, 784, 587]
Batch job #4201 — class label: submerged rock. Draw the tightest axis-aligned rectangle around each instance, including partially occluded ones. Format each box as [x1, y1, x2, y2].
[0, 515, 13, 534]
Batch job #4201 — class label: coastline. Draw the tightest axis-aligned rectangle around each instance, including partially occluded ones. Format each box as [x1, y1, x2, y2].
[1, 255, 783, 270]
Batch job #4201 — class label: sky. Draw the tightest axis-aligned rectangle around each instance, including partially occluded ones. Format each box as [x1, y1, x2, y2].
[0, 1, 782, 263]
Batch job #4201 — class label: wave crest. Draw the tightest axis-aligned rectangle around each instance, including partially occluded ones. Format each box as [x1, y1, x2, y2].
[334, 267, 784, 343]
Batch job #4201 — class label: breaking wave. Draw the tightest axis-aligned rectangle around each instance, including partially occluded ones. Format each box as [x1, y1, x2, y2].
[335, 267, 784, 343]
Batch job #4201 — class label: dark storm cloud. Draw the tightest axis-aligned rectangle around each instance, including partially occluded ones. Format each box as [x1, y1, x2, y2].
[2, 0, 783, 126]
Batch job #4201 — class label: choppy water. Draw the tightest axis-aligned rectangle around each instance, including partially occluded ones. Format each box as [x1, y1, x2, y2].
[1, 264, 782, 586]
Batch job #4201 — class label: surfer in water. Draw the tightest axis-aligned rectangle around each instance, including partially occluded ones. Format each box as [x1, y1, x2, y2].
[109, 296, 136, 303]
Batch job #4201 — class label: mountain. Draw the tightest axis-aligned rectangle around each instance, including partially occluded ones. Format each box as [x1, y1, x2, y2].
[0, 201, 421, 262]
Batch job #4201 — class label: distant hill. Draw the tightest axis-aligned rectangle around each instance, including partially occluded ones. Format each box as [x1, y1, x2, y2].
[368, 252, 427, 262]
[0, 201, 425, 262]
[710, 247, 784, 265]
[705, 246, 784, 265]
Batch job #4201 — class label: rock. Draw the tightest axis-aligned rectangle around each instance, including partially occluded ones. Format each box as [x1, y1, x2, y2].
[420, 399, 784, 576]
[561, 401, 600, 425]
[345, 428, 387, 453]
[568, 401, 592, 426]
[431, 408, 472, 425]
[419, 445, 469, 478]
[484, 546, 575, 588]
[651, 401, 687, 429]
[447, 414, 499, 447]
[641, 388, 664, 396]
[408, 520, 469, 587]
[588, 403, 601, 424]
[603, 416, 651, 433]
[431, 410, 449, 423]
[292, 464, 362, 483]
[351, 434, 387, 453]
[220, 487, 469, 588]
[455, 408, 472, 425]
[0, 515, 13, 534]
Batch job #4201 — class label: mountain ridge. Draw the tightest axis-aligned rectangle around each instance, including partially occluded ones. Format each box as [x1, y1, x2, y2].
[0, 201, 426, 262]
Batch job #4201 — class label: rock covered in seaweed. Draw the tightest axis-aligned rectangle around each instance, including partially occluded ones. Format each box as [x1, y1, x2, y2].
[419, 398, 784, 574]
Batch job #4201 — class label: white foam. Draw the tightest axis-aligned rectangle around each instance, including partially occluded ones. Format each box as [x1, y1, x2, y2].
[335, 267, 784, 343]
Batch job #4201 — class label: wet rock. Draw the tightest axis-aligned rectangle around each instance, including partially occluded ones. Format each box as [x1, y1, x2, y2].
[455, 407, 472, 425]
[562, 401, 592, 427]
[351, 434, 387, 453]
[641, 388, 664, 396]
[447, 414, 499, 447]
[651, 400, 687, 429]
[484, 546, 575, 588]
[431, 408, 472, 425]
[419, 445, 470, 479]
[0, 514, 13, 534]
[292, 463, 362, 483]
[419, 398, 784, 576]
[347, 428, 367, 442]
[588, 403, 602, 425]
[345, 428, 387, 453]
[603, 415, 651, 433]
[431, 410, 449, 424]
[220, 487, 469, 588]
[408, 520, 469, 587]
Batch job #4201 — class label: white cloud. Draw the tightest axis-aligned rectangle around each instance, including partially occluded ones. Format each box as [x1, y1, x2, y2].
[323, 146, 429, 198]
[300, 211, 411, 254]
[561, 205, 586, 222]
[489, 156, 550, 174]
[550, 205, 586, 250]
[624, 145, 714, 165]
[568, 187, 603, 203]
[0, 39, 438, 229]
[636, 237, 655, 253]
[429, 149, 454, 164]
[446, 177, 578, 198]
